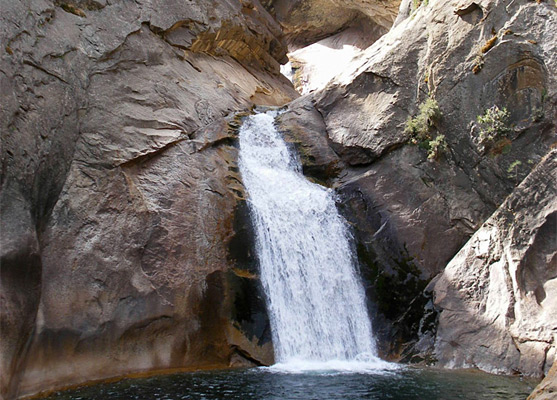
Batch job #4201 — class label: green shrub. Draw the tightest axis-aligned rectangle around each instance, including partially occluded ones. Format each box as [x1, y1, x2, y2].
[405, 98, 448, 160]
[405, 97, 442, 141]
[476, 106, 511, 149]
[427, 135, 448, 160]
[507, 160, 522, 184]
[412, 0, 422, 11]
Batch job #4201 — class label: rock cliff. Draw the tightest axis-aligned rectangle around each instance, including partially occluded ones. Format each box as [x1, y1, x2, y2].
[1, 0, 556, 398]
[276, 0, 556, 374]
[431, 150, 556, 377]
[1, 0, 295, 398]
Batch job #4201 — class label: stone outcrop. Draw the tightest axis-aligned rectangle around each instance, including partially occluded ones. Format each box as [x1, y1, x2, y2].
[0, 0, 296, 398]
[278, 0, 556, 365]
[261, 0, 400, 49]
[431, 150, 557, 377]
[529, 361, 557, 400]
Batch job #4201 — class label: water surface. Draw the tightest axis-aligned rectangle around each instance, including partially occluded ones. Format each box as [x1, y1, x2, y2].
[44, 367, 535, 400]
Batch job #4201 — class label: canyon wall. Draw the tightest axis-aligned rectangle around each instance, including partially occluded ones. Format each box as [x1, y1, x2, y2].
[431, 150, 556, 376]
[1, 0, 556, 398]
[0, 0, 296, 398]
[277, 0, 556, 375]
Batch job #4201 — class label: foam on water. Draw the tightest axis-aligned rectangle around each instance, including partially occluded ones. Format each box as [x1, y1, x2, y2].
[239, 111, 392, 373]
[266, 356, 398, 375]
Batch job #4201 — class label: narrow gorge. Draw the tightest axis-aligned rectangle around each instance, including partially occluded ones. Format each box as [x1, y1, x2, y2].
[0, 0, 556, 399]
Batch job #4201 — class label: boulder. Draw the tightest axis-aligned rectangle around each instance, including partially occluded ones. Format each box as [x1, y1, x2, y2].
[431, 150, 557, 377]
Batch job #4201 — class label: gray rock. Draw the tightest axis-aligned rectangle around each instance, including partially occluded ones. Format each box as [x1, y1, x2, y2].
[280, 0, 556, 369]
[431, 150, 557, 377]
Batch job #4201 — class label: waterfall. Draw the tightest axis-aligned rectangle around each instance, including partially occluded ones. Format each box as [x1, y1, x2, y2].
[239, 111, 387, 372]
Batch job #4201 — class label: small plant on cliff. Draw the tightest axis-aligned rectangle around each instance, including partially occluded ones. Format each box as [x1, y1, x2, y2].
[405, 97, 442, 141]
[472, 53, 484, 74]
[405, 98, 448, 160]
[507, 160, 522, 184]
[481, 35, 498, 54]
[412, 0, 422, 11]
[59, 2, 87, 17]
[471, 35, 497, 74]
[427, 135, 448, 161]
[476, 105, 511, 151]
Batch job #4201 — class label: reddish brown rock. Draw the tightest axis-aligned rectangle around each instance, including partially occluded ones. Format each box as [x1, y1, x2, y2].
[0, 1, 295, 398]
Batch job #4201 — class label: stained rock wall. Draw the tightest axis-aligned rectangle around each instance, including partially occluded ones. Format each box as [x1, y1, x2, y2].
[0, 0, 295, 398]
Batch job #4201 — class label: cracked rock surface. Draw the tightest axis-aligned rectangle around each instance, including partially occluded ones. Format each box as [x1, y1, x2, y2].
[277, 0, 556, 369]
[0, 0, 295, 398]
[431, 150, 557, 377]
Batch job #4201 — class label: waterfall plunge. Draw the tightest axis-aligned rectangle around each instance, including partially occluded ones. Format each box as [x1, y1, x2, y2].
[239, 111, 389, 372]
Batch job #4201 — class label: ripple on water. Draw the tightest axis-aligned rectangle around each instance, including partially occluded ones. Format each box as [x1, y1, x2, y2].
[43, 367, 536, 400]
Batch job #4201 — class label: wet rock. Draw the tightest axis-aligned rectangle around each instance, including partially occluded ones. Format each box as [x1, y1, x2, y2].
[277, 97, 342, 185]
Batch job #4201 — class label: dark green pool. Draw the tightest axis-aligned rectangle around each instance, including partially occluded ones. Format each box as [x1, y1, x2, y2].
[43, 366, 536, 400]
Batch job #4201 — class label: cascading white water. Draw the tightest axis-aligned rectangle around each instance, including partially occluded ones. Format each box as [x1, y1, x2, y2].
[239, 111, 388, 372]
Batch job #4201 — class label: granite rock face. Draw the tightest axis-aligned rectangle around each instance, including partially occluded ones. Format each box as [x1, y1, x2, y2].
[261, 0, 400, 49]
[1, 0, 556, 397]
[279, 0, 556, 364]
[431, 151, 557, 377]
[0, 0, 295, 398]
[529, 361, 557, 400]
[310, 0, 555, 275]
